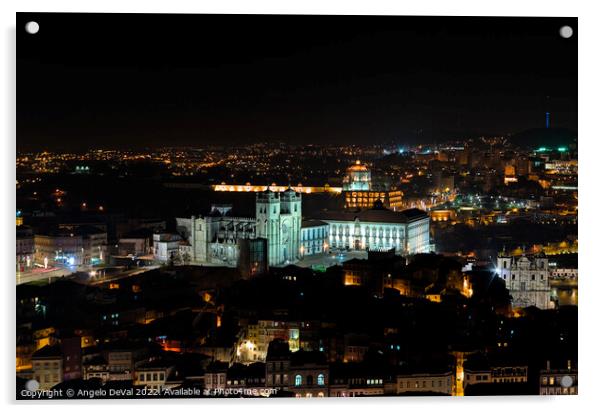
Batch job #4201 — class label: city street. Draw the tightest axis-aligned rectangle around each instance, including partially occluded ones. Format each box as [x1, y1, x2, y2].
[16, 266, 73, 285]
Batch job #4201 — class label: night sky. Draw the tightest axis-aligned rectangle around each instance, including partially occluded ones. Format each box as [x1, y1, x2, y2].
[17, 13, 577, 151]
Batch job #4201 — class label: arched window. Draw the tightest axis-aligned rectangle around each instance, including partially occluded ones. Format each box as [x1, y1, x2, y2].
[317, 374, 325, 386]
[295, 375, 302, 386]
[306, 375, 313, 385]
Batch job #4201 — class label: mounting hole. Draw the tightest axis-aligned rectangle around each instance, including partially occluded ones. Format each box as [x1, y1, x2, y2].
[560, 375, 574, 388]
[25, 21, 39, 34]
[25, 379, 40, 391]
[559, 25, 573, 39]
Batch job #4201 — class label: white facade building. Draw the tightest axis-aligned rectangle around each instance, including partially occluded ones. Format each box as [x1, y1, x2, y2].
[396, 371, 454, 395]
[301, 220, 329, 257]
[34, 226, 107, 267]
[152, 233, 183, 262]
[175, 192, 431, 269]
[318, 202, 431, 255]
[134, 362, 174, 391]
[497, 254, 553, 309]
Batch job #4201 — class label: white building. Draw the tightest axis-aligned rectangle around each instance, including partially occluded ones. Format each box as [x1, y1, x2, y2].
[497, 254, 553, 309]
[318, 201, 431, 255]
[152, 233, 183, 262]
[34, 226, 107, 267]
[16, 225, 34, 273]
[300, 220, 329, 257]
[396, 371, 454, 395]
[175, 192, 431, 269]
[134, 361, 174, 391]
[31, 345, 63, 390]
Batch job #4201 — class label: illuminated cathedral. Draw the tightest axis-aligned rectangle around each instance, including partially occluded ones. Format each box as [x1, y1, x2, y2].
[176, 185, 430, 269]
[176, 188, 302, 267]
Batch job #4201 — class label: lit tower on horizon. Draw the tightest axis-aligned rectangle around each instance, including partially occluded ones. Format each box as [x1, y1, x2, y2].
[544, 94, 551, 129]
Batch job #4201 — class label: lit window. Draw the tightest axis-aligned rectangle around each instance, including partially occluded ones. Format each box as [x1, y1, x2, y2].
[317, 374, 325, 386]
[295, 375, 302, 386]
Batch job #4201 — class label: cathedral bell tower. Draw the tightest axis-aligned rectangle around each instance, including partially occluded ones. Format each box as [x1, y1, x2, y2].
[280, 187, 302, 264]
[256, 190, 281, 266]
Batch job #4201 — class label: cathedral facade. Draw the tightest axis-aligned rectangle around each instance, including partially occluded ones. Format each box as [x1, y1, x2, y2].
[256, 188, 302, 266]
[497, 254, 554, 309]
[176, 189, 302, 267]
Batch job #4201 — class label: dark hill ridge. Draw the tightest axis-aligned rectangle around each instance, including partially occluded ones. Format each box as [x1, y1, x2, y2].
[507, 128, 577, 149]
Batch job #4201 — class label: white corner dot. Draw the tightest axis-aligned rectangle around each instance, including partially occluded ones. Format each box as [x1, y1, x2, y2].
[559, 26, 573, 39]
[25, 21, 40, 34]
[560, 375, 574, 388]
[25, 379, 40, 391]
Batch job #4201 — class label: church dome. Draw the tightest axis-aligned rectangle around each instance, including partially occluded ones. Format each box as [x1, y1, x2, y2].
[347, 160, 369, 172]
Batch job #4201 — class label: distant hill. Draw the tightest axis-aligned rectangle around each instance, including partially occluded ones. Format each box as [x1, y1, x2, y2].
[507, 128, 577, 149]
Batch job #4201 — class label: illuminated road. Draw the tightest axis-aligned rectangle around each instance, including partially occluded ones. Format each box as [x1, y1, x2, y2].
[16, 267, 73, 285]
[16, 264, 160, 286]
[87, 265, 161, 285]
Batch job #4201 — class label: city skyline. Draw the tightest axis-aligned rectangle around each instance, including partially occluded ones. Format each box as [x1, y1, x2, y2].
[16, 13, 578, 399]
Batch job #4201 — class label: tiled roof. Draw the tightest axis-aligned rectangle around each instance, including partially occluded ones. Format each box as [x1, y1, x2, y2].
[317, 207, 428, 224]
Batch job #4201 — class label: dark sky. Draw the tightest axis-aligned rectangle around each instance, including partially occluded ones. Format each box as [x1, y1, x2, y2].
[17, 13, 577, 151]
